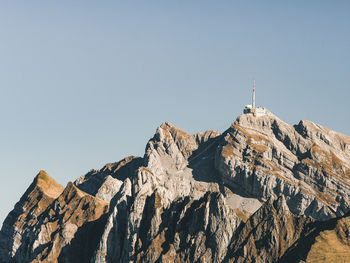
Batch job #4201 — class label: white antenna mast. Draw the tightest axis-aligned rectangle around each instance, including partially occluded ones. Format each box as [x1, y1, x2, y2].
[252, 78, 256, 109]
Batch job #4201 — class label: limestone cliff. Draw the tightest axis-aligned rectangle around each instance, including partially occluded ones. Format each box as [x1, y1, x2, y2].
[216, 110, 350, 220]
[1, 110, 349, 263]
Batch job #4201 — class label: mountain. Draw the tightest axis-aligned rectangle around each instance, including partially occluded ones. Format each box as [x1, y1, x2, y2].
[1, 109, 349, 263]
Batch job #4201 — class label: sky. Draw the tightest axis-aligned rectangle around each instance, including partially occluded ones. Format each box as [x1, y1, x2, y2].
[0, 1, 349, 226]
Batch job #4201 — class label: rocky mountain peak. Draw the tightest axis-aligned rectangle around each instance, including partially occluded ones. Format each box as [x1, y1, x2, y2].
[1, 110, 350, 262]
[216, 109, 350, 220]
[34, 170, 64, 199]
[155, 121, 204, 160]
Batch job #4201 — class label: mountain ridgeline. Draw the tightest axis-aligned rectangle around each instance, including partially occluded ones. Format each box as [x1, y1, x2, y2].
[1, 109, 350, 263]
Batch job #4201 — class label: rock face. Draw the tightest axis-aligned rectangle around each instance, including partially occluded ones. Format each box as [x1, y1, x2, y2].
[0, 171, 108, 263]
[1, 110, 350, 263]
[216, 111, 350, 220]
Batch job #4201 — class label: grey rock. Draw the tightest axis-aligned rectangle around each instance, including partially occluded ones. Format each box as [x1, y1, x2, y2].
[1, 110, 350, 263]
[215, 110, 350, 220]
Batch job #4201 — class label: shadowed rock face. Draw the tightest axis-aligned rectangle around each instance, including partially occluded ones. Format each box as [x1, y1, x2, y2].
[74, 156, 143, 202]
[0, 172, 108, 263]
[1, 110, 350, 263]
[133, 191, 241, 263]
[0, 171, 64, 262]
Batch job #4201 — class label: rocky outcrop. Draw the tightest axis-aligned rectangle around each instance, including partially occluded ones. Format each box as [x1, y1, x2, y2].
[74, 156, 143, 202]
[133, 191, 240, 263]
[215, 110, 350, 220]
[1, 110, 350, 263]
[224, 195, 350, 263]
[0, 171, 109, 263]
[0, 171, 64, 262]
[225, 196, 312, 262]
[280, 211, 350, 263]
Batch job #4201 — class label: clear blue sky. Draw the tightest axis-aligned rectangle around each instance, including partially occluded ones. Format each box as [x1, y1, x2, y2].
[1, 1, 349, 225]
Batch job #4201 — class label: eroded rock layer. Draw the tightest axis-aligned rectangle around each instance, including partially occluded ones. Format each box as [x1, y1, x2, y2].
[1, 110, 350, 263]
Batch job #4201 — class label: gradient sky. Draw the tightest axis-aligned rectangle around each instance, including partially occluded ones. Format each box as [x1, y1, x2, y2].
[1, 1, 349, 226]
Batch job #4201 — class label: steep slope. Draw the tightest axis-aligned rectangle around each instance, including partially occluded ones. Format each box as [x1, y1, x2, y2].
[225, 196, 312, 262]
[90, 122, 255, 263]
[224, 196, 350, 263]
[1, 109, 350, 263]
[279, 211, 350, 263]
[133, 192, 240, 263]
[0, 172, 109, 263]
[216, 110, 350, 220]
[0, 171, 64, 262]
[32, 182, 109, 263]
[303, 213, 350, 262]
[74, 156, 143, 202]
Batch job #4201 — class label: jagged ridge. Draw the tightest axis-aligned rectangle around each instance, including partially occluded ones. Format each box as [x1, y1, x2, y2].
[1, 109, 350, 263]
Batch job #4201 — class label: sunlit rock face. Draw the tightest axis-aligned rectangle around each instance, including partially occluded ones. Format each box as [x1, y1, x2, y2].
[1, 110, 350, 263]
[216, 110, 350, 220]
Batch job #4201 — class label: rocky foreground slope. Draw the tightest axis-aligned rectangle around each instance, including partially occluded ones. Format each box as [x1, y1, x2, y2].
[1, 110, 350, 262]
